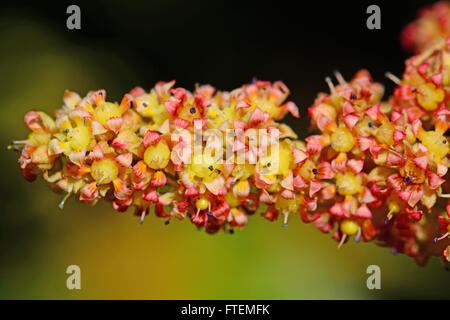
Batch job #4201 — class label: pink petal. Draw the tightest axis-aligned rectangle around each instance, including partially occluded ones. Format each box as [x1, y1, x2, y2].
[417, 63, 429, 77]
[280, 189, 295, 199]
[386, 150, 404, 166]
[342, 101, 355, 116]
[143, 188, 158, 202]
[406, 106, 425, 123]
[249, 107, 270, 127]
[293, 175, 306, 188]
[69, 150, 86, 166]
[163, 99, 179, 116]
[143, 130, 161, 147]
[407, 186, 424, 207]
[361, 187, 376, 203]
[233, 120, 247, 130]
[132, 161, 147, 179]
[259, 189, 275, 204]
[331, 153, 347, 172]
[151, 171, 167, 187]
[329, 203, 344, 217]
[430, 73, 442, 86]
[357, 136, 372, 151]
[309, 180, 322, 197]
[174, 118, 190, 129]
[393, 130, 406, 143]
[113, 179, 133, 200]
[387, 173, 403, 191]
[391, 111, 403, 122]
[235, 100, 250, 110]
[281, 172, 294, 190]
[365, 104, 380, 121]
[406, 207, 423, 221]
[107, 117, 123, 134]
[293, 148, 308, 164]
[115, 152, 132, 168]
[80, 182, 99, 201]
[303, 197, 317, 211]
[347, 159, 364, 174]
[356, 204, 372, 219]
[413, 155, 428, 170]
[129, 86, 146, 98]
[428, 172, 445, 189]
[91, 120, 108, 135]
[316, 162, 335, 179]
[284, 101, 300, 118]
[343, 114, 360, 129]
[185, 187, 199, 197]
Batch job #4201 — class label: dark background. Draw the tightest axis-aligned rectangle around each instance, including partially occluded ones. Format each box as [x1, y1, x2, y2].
[2, 0, 450, 300]
[1, 0, 431, 137]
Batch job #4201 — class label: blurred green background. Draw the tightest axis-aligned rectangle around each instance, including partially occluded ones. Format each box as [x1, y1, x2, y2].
[1, 0, 450, 299]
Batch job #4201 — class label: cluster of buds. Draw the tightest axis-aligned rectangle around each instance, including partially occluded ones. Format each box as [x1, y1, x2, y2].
[11, 79, 303, 234]
[9, 2, 450, 265]
[401, 1, 450, 53]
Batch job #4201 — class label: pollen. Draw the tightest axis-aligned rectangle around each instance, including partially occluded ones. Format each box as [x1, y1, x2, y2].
[421, 130, 449, 160]
[335, 172, 362, 196]
[195, 197, 210, 210]
[67, 124, 92, 152]
[91, 159, 119, 184]
[341, 220, 359, 235]
[93, 102, 122, 126]
[144, 141, 171, 169]
[331, 127, 355, 152]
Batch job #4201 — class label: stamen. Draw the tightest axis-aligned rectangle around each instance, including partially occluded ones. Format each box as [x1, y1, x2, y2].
[194, 208, 200, 221]
[58, 191, 72, 209]
[283, 211, 289, 228]
[438, 193, 450, 198]
[385, 207, 396, 224]
[139, 209, 147, 224]
[334, 70, 346, 85]
[7, 145, 22, 151]
[384, 72, 401, 85]
[11, 140, 29, 145]
[338, 234, 347, 249]
[434, 232, 449, 243]
[325, 77, 336, 95]
[355, 227, 361, 243]
[412, 37, 446, 66]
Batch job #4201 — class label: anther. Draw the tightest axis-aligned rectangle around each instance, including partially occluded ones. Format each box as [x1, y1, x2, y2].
[190, 107, 196, 114]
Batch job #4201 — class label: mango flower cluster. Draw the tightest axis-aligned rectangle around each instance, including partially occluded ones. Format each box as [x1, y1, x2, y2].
[401, 1, 450, 53]
[9, 2, 450, 265]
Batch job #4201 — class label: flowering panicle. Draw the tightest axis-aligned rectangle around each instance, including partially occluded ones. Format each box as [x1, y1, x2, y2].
[8, 1, 450, 265]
